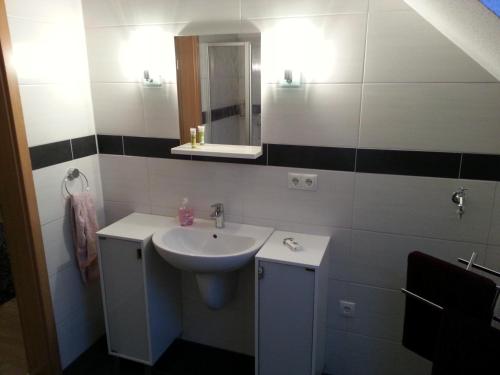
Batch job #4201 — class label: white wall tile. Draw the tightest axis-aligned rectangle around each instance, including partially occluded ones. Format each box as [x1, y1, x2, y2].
[327, 279, 350, 332]
[353, 174, 495, 242]
[33, 155, 104, 225]
[148, 158, 245, 219]
[325, 329, 432, 375]
[241, 165, 354, 228]
[82, 0, 241, 27]
[364, 11, 495, 83]
[55, 309, 104, 368]
[181, 264, 255, 355]
[485, 246, 500, 283]
[91, 83, 145, 136]
[85, 26, 135, 83]
[181, 298, 253, 355]
[42, 216, 74, 276]
[369, 0, 411, 11]
[20, 83, 94, 146]
[99, 155, 151, 206]
[345, 286, 403, 342]
[242, 0, 368, 19]
[103, 200, 152, 226]
[33, 164, 71, 224]
[359, 83, 500, 153]
[262, 84, 361, 147]
[328, 281, 405, 341]
[329, 228, 352, 279]
[5, 0, 82, 24]
[8, 17, 90, 85]
[85, 24, 181, 84]
[341, 230, 486, 290]
[487, 183, 500, 246]
[144, 85, 180, 139]
[49, 264, 102, 326]
[258, 15, 367, 84]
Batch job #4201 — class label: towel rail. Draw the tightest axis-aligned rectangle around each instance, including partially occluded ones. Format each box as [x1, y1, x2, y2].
[457, 257, 500, 278]
[401, 288, 444, 310]
[402, 252, 500, 325]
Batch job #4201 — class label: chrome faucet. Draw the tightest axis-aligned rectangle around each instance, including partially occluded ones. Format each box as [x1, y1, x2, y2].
[210, 203, 225, 228]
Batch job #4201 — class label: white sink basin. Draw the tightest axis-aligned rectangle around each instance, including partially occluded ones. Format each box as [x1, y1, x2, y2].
[152, 220, 273, 309]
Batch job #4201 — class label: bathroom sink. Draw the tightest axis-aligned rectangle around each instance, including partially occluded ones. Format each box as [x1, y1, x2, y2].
[152, 220, 273, 309]
[152, 221, 274, 273]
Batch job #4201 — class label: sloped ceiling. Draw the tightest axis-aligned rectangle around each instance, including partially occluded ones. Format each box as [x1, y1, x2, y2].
[404, 0, 500, 81]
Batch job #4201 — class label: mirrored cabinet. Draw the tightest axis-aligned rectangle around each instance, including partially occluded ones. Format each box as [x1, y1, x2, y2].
[172, 32, 263, 159]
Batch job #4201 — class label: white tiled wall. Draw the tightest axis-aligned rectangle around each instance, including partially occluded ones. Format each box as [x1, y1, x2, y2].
[364, 10, 495, 83]
[359, 83, 500, 153]
[33, 156, 105, 369]
[5, 0, 105, 368]
[76, 0, 500, 374]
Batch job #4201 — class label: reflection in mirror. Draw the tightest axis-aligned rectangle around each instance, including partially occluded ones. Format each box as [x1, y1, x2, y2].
[175, 33, 261, 148]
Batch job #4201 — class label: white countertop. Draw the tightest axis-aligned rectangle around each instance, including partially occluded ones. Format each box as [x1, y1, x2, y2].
[96, 213, 178, 242]
[171, 143, 263, 159]
[96, 213, 275, 243]
[256, 230, 330, 268]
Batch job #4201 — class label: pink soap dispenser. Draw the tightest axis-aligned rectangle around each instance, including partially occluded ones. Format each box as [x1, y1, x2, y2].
[178, 197, 194, 226]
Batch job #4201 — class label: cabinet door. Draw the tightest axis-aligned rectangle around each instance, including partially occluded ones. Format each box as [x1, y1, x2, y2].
[258, 261, 315, 375]
[99, 238, 149, 361]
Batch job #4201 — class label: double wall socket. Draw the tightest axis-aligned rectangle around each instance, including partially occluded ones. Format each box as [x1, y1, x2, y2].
[288, 173, 318, 191]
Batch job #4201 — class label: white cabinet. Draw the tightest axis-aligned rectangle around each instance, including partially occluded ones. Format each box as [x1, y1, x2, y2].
[98, 235, 181, 365]
[255, 231, 330, 375]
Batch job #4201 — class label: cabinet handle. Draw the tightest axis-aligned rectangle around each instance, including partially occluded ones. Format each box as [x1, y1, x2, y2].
[305, 268, 315, 272]
[137, 248, 142, 260]
[258, 265, 264, 279]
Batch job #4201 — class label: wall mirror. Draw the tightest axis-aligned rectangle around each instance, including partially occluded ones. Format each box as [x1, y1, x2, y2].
[172, 33, 262, 159]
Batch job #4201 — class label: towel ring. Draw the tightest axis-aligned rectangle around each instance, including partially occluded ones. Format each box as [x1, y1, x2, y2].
[64, 168, 90, 196]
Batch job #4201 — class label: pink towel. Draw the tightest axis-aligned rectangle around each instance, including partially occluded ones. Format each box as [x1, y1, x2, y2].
[70, 192, 99, 284]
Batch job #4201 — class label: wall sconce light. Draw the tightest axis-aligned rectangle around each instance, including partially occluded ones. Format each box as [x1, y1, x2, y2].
[143, 70, 162, 88]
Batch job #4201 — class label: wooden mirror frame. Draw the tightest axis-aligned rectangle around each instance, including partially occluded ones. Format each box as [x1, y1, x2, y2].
[174, 35, 203, 145]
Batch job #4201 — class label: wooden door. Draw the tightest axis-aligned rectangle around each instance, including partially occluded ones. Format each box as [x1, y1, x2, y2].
[0, 0, 61, 373]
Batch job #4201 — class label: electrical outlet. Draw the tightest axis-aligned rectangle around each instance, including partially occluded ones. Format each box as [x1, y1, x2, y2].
[288, 173, 318, 191]
[339, 300, 356, 317]
[288, 173, 301, 188]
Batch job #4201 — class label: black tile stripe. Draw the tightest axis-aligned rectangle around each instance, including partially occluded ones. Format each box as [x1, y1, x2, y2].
[71, 135, 97, 160]
[460, 154, 500, 181]
[97, 135, 123, 155]
[30, 140, 72, 170]
[123, 136, 190, 160]
[356, 149, 461, 178]
[29, 134, 500, 182]
[268, 144, 356, 172]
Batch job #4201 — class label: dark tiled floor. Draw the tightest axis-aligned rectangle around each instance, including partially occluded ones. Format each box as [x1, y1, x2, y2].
[63, 337, 254, 375]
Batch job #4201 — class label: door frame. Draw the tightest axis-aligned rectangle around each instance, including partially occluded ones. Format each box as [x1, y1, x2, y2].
[0, 0, 61, 374]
